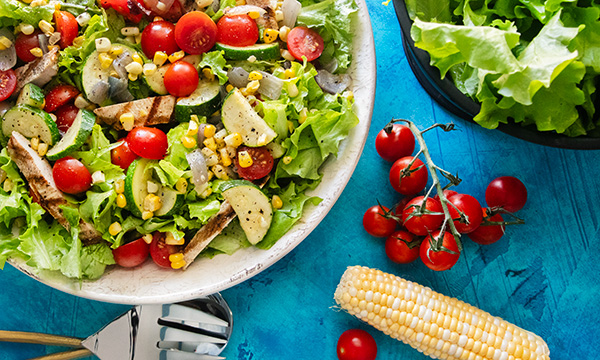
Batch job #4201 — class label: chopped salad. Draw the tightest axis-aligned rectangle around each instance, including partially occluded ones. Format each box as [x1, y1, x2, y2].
[0, 0, 359, 279]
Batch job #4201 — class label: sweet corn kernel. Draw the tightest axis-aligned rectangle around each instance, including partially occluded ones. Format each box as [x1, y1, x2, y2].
[182, 135, 197, 148]
[275, 9, 284, 21]
[282, 156, 292, 164]
[224, 133, 243, 148]
[0, 37, 12, 51]
[153, 51, 168, 66]
[120, 112, 135, 131]
[169, 253, 185, 263]
[256, 133, 268, 146]
[248, 10, 261, 19]
[153, 16, 164, 22]
[115, 179, 125, 193]
[121, 27, 140, 36]
[346, 90, 355, 102]
[165, 233, 185, 246]
[128, 73, 138, 81]
[199, 186, 212, 198]
[247, 55, 257, 62]
[263, 28, 279, 44]
[125, 61, 143, 75]
[142, 234, 153, 244]
[248, 71, 263, 81]
[284, 68, 295, 79]
[30, 47, 44, 58]
[236, 0, 246, 5]
[147, 181, 159, 193]
[0, 170, 6, 184]
[171, 259, 186, 269]
[116, 193, 127, 208]
[52, 1, 61, 10]
[214, 128, 227, 143]
[287, 120, 295, 133]
[226, 84, 234, 92]
[91, 171, 105, 184]
[272, 195, 283, 209]
[3, 178, 13, 192]
[281, 49, 295, 61]
[219, 148, 232, 167]
[38, 20, 54, 35]
[47, 44, 60, 52]
[186, 120, 199, 136]
[109, 222, 122, 236]
[30, 0, 47, 6]
[144, 193, 162, 212]
[203, 137, 217, 151]
[201, 68, 215, 81]
[212, 165, 229, 180]
[279, 26, 291, 42]
[205, 153, 219, 166]
[168, 51, 185, 63]
[20, 24, 35, 35]
[298, 108, 308, 124]
[37, 143, 48, 157]
[175, 178, 188, 193]
[245, 80, 260, 95]
[30, 137, 39, 151]
[109, 46, 123, 56]
[72, 36, 84, 47]
[204, 124, 216, 138]
[99, 52, 113, 69]
[142, 211, 154, 220]
[237, 151, 253, 168]
[95, 37, 111, 52]
[135, 34, 142, 44]
[75, 12, 91, 27]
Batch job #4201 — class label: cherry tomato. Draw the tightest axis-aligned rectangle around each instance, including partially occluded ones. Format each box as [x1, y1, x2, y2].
[44, 84, 79, 113]
[99, 0, 147, 22]
[52, 156, 92, 194]
[385, 230, 420, 264]
[234, 146, 274, 180]
[149, 232, 179, 268]
[163, 61, 199, 97]
[216, 15, 259, 47]
[112, 238, 150, 268]
[111, 138, 139, 170]
[337, 329, 377, 360]
[485, 176, 527, 213]
[15, 31, 41, 63]
[54, 103, 79, 133]
[126, 126, 169, 160]
[433, 189, 458, 202]
[375, 124, 415, 162]
[174, 11, 218, 55]
[420, 230, 460, 271]
[0, 70, 17, 102]
[287, 26, 324, 62]
[446, 193, 483, 234]
[401, 196, 443, 236]
[389, 156, 427, 195]
[54, 10, 78, 48]
[468, 209, 505, 245]
[141, 20, 179, 59]
[362, 205, 396, 238]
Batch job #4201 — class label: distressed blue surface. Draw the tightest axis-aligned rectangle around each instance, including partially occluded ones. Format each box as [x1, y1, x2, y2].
[1, 1, 600, 359]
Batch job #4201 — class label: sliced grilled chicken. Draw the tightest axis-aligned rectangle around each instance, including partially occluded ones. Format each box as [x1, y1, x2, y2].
[245, 0, 279, 30]
[14, 47, 59, 95]
[7, 132, 103, 245]
[93, 95, 176, 130]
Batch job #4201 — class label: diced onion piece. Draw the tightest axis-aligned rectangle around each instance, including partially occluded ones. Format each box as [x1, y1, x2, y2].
[186, 149, 210, 193]
[0, 29, 16, 71]
[258, 71, 284, 100]
[87, 80, 110, 105]
[196, 123, 207, 146]
[227, 67, 250, 88]
[48, 32, 61, 46]
[37, 34, 49, 55]
[315, 69, 352, 94]
[281, 0, 301, 28]
[113, 52, 133, 79]
[226, 5, 267, 16]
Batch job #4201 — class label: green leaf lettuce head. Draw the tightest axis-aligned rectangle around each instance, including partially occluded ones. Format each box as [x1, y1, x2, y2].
[407, 0, 600, 136]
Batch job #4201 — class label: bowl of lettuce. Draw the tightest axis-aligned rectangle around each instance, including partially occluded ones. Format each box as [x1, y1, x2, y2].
[393, 0, 600, 149]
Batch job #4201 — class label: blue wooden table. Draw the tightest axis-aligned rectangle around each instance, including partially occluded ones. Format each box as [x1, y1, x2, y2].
[2, 1, 600, 359]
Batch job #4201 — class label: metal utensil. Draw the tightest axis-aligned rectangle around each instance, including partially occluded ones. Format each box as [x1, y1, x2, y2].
[0, 293, 233, 360]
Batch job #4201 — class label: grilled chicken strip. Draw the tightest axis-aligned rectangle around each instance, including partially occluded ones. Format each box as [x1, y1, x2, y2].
[14, 47, 59, 95]
[93, 95, 176, 130]
[7, 132, 103, 245]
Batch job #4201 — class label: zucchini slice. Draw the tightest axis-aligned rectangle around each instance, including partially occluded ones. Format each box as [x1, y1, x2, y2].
[1, 105, 60, 145]
[221, 182, 273, 245]
[46, 109, 96, 161]
[174, 79, 221, 122]
[221, 88, 277, 146]
[215, 42, 280, 61]
[16, 83, 45, 109]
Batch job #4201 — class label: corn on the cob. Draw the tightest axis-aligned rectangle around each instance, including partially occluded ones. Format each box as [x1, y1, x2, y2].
[334, 266, 550, 360]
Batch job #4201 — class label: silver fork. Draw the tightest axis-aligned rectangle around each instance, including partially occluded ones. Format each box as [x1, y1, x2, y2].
[0, 293, 233, 360]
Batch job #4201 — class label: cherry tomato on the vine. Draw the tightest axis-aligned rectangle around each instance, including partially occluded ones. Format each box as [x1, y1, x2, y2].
[401, 196, 443, 236]
[216, 15, 259, 47]
[375, 124, 415, 162]
[337, 329, 377, 360]
[44, 84, 79, 113]
[111, 138, 139, 170]
[164, 61, 199, 97]
[112, 238, 149, 268]
[389, 156, 427, 195]
[286, 26, 324, 62]
[0, 70, 17, 102]
[141, 20, 179, 59]
[433, 189, 458, 202]
[420, 230, 460, 271]
[52, 156, 92, 194]
[150, 232, 180, 268]
[385, 230, 420, 264]
[14, 31, 41, 63]
[54, 103, 79, 133]
[126, 126, 169, 160]
[174, 11, 218, 55]
[446, 193, 483, 234]
[54, 10, 78, 48]
[234, 146, 274, 181]
[363, 205, 397, 238]
[468, 208, 505, 245]
[485, 176, 527, 213]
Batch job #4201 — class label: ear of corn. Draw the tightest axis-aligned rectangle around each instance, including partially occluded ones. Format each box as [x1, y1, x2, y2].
[334, 266, 550, 360]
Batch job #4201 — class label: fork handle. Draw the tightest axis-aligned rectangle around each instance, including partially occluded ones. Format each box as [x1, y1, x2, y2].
[28, 348, 92, 360]
[0, 330, 82, 347]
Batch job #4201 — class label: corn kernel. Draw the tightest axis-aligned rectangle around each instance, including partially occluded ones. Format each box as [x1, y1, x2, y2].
[281, 49, 295, 61]
[115, 179, 125, 193]
[142, 234, 153, 244]
[128, 73, 139, 81]
[204, 124, 216, 138]
[75, 12, 91, 27]
[235, 0, 246, 5]
[120, 112, 135, 131]
[203, 137, 217, 151]
[346, 90, 355, 102]
[263, 28, 279, 44]
[186, 120, 199, 136]
[91, 171, 105, 184]
[3, 178, 13, 192]
[166, 233, 185, 246]
[72, 36, 84, 47]
[37, 143, 48, 157]
[142, 211, 154, 220]
[125, 61, 143, 75]
[168, 51, 185, 63]
[246, 80, 260, 95]
[74, 94, 90, 109]
[52, 1, 61, 10]
[212, 165, 229, 180]
[226, 84, 234, 92]
[275, 10, 284, 21]
[116, 193, 127, 208]
[219, 148, 232, 167]
[171, 259, 186, 269]
[153, 16, 164, 22]
[278, 26, 291, 42]
[284, 68, 295, 79]
[144, 193, 162, 212]
[282, 156, 292, 164]
[30, 47, 44, 58]
[248, 71, 263, 81]
[153, 51, 168, 66]
[135, 34, 142, 44]
[108, 46, 123, 57]
[175, 178, 188, 193]
[146, 181, 158, 194]
[298, 108, 308, 124]
[287, 120, 295, 133]
[256, 133, 268, 146]
[201, 68, 215, 81]
[20, 24, 35, 35]
[247, 55, 257, 62]
[121, 27, 140, 36]
[224, 133, 243, 148]
[272, 195, 283, 209]
[205, 153, 219, 166]
[30, 0, 46, 6]
[248, 10, 261, 19]
[30, 137, 39, 151]
[237, 150, 253, 168]
[38, 20, 54, 35]
[95, 37, 112, 52]
[182, 135, 197, 148]
[99, 52, 113, 69]
[109, 222, 122, 236]
[47, 45, 60, 52]
[199, 186, 212, 198]
[0, 37, 12, 51]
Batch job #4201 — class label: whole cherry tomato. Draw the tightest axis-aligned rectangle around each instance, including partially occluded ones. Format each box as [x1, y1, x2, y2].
[141, 20, 179, 59]
[149, 232, 180, 268]
[164, 61, 199, 97]
[217, 15, 259, 47]
[468, 208, 506, 245]
[363, 205, 397, 238]
[485, 176, 527, 213]
[111, 138, 139, 170]
[446, 193, 483, 234]
[126, 126, 168, 160]
[375, 124, 415, 162]
[337, 329, 377, 360]
[52, 156, 92, 194]
[389, 156, 427, 195]
[401, 196, 443, 236]
[14, 31, 41, 63]
[420, 230, 460, 271]
[385, 230, 420, 264]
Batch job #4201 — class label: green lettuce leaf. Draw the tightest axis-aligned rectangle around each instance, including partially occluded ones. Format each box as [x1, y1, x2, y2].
[199, 51, 229, 85]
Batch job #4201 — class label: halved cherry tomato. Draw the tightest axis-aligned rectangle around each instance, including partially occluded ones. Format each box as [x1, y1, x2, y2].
[401, 196, 443, 236]
[149, 232, 179, 268]
[287, 26, 324, 62]
[216, 15, 259, 47]
[141, 20, 179, 59]
[45, 84, 79, 113]
[52, 156, 92, 194]
[337, 329, 377, 360]
[99, 0, 147, 22]
[363, 205, 396, 238]
[385, 230, 420, 264]
[446, 193, 483, 234]
[15, 31, 41, 63]
[389, 156, 427, 195]
[420, 230, 460, 271]
[234, 146, 274, 180]
[174, 11, 218, 55]
[54, 10, 78, 48]
[126, 126, 169, 159]
[111, 138, 139, 170]
[0, 70, 17, 102]
[375, 124, 415, 162]
[163, 61, 198, 97]
[468, 209, 505, 245]
[54, 103, 79, 133]
[112, 238, 150, 268]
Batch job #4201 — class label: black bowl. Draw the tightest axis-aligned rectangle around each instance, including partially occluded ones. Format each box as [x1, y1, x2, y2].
[392, 0, 600, 150]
